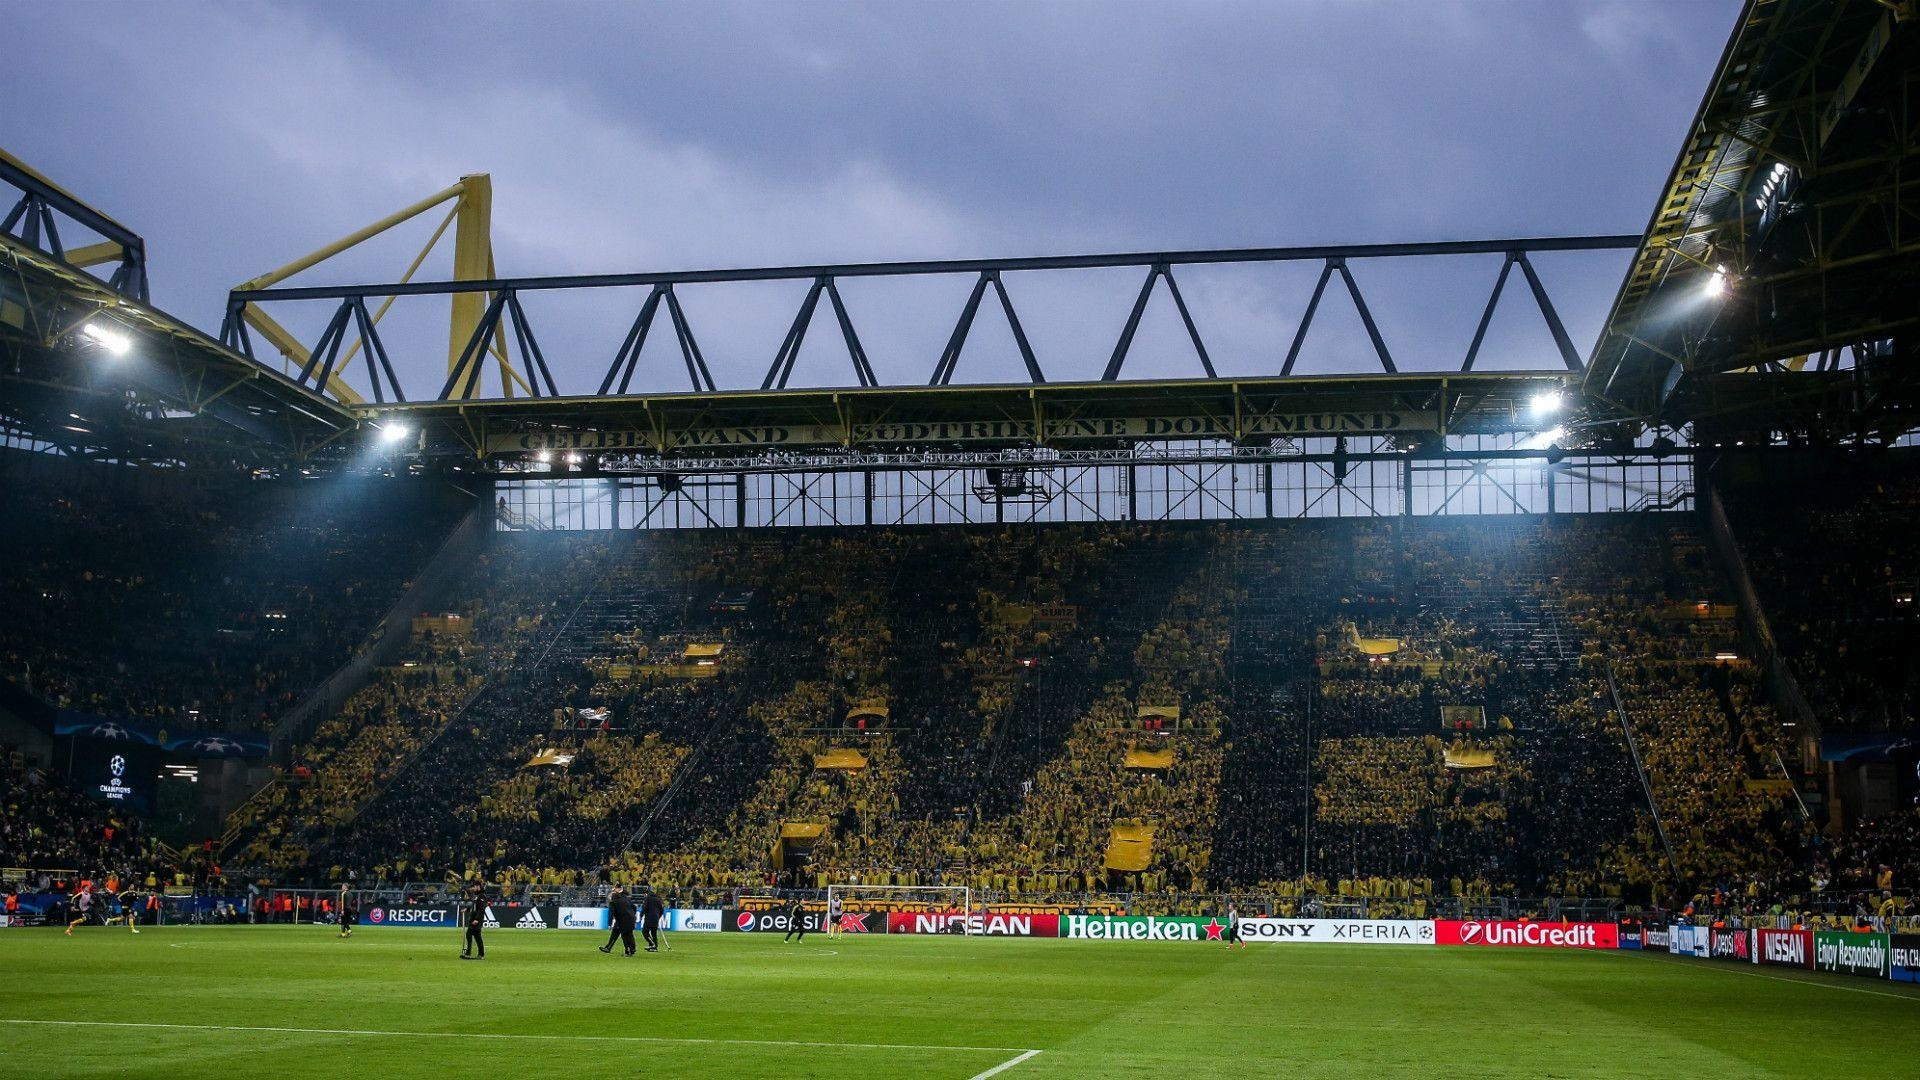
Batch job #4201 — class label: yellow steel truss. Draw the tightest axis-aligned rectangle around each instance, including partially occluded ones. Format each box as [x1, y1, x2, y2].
[230, 174, 532, 403]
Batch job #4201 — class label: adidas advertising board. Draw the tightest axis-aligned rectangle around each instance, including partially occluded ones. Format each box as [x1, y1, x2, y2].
[1754, 928, 1814, 970]
[476, 904, 556, 929]
[1889, 934, 1920, 984]
[557, 906, 610, 931]
[1434, 921, 1619, 949]
[667, 908, 724, 933]
[1668, 925, 1711, 957]
[1814, 930, 1890, 978]
[885, 912, 1060, 937]
[1237, 919, 1436, 945]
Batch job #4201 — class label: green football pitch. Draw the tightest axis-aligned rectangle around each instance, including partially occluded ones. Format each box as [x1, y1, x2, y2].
[2, 925, 1915, 1078]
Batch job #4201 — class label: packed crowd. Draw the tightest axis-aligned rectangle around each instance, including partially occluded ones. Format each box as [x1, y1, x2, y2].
[1, 749, 169, 879]
[0, 459, 466, 731]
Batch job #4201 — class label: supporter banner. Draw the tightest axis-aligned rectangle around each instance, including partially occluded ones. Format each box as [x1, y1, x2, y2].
[1238, 918, 1436, 945]
[1814, 930, 1890, 978]
[1754, 928, 1814, 970]
[557, 906, 610, 931]
[1709, 927, 1752, 962]
[366, 905, 457, 928]
[1434, 921, 1618, 949]
[1643, 925, 1671, 953]
[1061, 915, 1230, 942]
[885, 912, 1060, 937]
[724, 908, 830, 934]
[1617, 925, 1644, 950]
[667, 908, 723, 933]
[477, 903, 556, 930]
[485, 410, 1440, 454]
[1669, 924, 1711, 957]
[1889, 934, 1920, 984]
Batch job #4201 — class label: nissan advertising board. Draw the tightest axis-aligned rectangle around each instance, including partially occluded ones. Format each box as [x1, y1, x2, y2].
[885, 912, 1060, 937]
[1754, 928, 1814, 970]
[1434, 921, 1619, 949]
[1237, 919, 1436, 945]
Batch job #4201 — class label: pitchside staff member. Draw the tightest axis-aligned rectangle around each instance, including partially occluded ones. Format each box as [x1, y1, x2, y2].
[461, 881, 487, 960]
[781, 896, 810, 943]
[600, 888, 636, 956]
[641, 888, 665, 952]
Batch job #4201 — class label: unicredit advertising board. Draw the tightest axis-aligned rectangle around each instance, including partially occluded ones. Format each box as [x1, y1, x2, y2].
[886, 912, 1060, 937]
[1434, 920, 1619, 949]
[1238, 918, 1435, 945]
[1754, 928, 1814, 970]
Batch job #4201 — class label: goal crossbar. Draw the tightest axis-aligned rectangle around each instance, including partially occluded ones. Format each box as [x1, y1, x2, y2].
[825, 884, 974, 933]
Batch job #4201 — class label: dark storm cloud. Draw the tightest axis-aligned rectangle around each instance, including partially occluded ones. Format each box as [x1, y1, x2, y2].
[2, 0, 1740, 394]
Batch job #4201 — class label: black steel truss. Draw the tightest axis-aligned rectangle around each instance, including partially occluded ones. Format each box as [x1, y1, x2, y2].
[0, 155, 148, 303]
[226, 234, 1634, 403]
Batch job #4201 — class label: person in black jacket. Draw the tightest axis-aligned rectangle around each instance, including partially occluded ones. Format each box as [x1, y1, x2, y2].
[640, 889, 665, 952]
[600, 888, 636, 956]
[461, 882, 487, 959]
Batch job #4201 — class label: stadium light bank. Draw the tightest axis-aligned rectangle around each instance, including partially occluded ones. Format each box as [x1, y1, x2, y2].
[82, 321, 131, 357]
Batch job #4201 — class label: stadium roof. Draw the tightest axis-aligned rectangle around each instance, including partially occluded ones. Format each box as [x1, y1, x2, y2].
[1586, 0, 1920, 429]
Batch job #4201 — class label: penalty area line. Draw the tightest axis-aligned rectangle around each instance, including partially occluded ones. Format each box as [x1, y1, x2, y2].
[970, 1048, 1044, 1080]
[0, 1019, 1040, 1059]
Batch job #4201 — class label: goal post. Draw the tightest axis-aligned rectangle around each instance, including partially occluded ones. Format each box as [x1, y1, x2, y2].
[825, 884, 974, 934]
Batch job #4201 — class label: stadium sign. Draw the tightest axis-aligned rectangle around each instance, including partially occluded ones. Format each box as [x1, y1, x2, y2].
[1889, 934, 1920, 983]
[1814, 931, 1890, 978]
[667, 908, 723, 933]
[1668, 925, 1711, 957]
[1617, 926, 1643, 950]
[1061, 915, 1227, 942]
[1643, 926, 1670, 952]
[885, 912, 1060, 937]
[557, 906, 610, 930]
[486, 411, 1438, 455]
[1754, 928, 1814, 970]
[724, 908, 834, 934]
[1237, 919, 1435, 945]
[1709, 928, 1752, 961]
[366, 906, 456, 927]
[1435, 921, 1619, 949]
[477, 904, 555, 929]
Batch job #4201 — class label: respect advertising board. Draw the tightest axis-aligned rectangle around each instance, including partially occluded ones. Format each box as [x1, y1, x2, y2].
[1616, 923, 1644, 950]
[1709, 927, 1752, 962]
[1754, 928, 1814, 970]
[1890, 934, 1920, 983]
[1237, 919, 1435, 945]
[1433, 921, 1619, 949]
[1813, 930, 1890, 978]
[366, 905, 458, 928]
[886, 912, 1060, 937]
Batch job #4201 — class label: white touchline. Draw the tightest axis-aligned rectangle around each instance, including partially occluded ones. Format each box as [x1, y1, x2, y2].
[0, 1019, 1041, 1057]
[1632, 953, 1920, 1002]
[969, 1048, 1044, 1080]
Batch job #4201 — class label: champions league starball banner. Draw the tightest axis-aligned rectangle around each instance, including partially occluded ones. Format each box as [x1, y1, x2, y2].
[54, 713, 269, 758]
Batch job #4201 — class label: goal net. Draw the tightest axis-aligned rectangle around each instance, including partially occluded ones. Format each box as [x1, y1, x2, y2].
[825, 884, 974, 934]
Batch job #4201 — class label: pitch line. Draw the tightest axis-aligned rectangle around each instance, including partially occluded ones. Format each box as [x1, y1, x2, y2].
[1633, 952, 1920, 1002]
[969, 1048, 1044, 1079]
[1, 1019, 1040, 1058]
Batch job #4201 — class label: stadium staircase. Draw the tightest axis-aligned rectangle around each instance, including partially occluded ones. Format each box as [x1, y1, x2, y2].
[1603, 666, 1680, 882]
[262, 494, 490, 762]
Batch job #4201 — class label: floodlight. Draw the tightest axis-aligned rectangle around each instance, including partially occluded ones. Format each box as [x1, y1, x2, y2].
[1529, 390, 1563, 418]
[1704, 268, 1728, 299]
[82, 322, 131, 356]
[381, 422, 411, 443]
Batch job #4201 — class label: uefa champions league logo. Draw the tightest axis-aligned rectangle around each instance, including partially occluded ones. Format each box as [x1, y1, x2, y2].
[109, 755, 126, 778]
